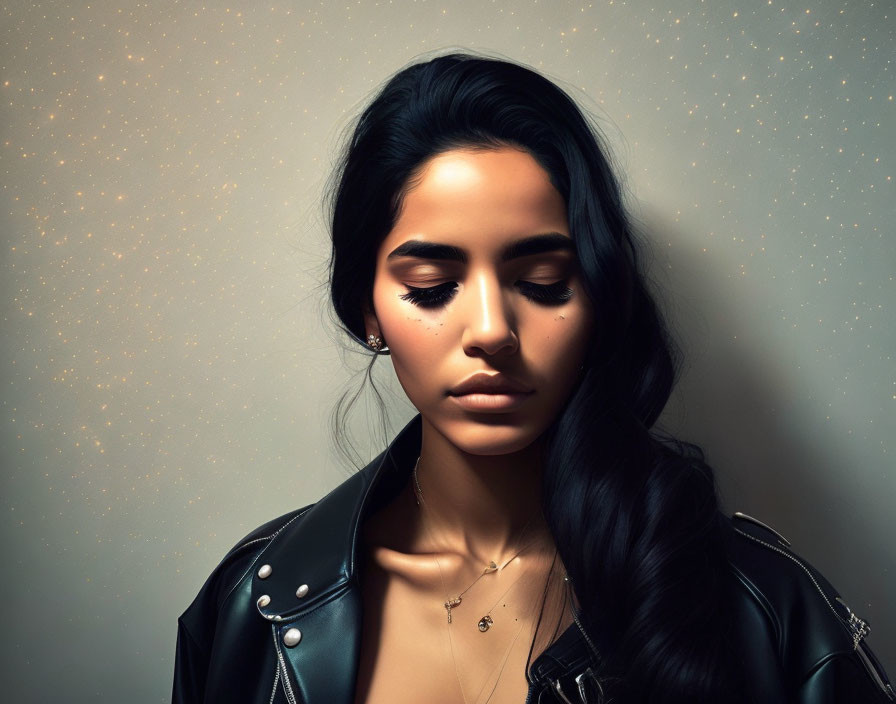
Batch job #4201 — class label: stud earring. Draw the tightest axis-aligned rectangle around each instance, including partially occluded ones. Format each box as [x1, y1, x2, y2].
[366, 334, 384, 351]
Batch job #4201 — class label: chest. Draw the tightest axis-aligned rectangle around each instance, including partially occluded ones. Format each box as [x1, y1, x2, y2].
[352, 552, 573, 704]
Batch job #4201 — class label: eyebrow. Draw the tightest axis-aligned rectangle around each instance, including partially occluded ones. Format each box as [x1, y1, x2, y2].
[386, 232, 575, 263]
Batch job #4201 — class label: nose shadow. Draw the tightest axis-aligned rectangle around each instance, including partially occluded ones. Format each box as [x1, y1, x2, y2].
[632, 206, 894, 666]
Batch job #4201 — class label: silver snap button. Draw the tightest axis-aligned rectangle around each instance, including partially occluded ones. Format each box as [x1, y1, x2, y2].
[257, 564, 272, 579]
[295, 584, 309, 599]
[282, 628, 302, 647]
[257, 594, 271, 608]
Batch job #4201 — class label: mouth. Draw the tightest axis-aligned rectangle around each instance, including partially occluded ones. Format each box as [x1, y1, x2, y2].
[447, 372, 533, 396]
[448, 391, 534, 412]
[446, 373, 534, 412]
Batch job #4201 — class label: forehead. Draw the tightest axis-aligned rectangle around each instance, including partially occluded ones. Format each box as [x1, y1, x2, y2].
[380, 147, 570, 260]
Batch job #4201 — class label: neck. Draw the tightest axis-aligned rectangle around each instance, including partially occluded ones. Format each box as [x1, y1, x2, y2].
[411, 415, 551, 566]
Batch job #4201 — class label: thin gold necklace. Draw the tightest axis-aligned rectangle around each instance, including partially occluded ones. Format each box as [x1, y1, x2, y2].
[413, 457, 539, 703]
[429, 535, 528, 704]
[412, 457, 540, 626]
[412, 456, 568, 703]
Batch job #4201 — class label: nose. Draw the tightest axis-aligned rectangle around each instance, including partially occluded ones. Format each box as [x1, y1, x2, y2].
[460, 271, 519, 358]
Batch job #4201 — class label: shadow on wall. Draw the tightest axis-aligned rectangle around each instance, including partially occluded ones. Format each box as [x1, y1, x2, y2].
[638, 206, 895, 671]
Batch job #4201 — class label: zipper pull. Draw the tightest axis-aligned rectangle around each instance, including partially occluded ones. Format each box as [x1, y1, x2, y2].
[551, 679, 575, 704]
[835, 596, 871, 649]
[575, 668, 605, 703]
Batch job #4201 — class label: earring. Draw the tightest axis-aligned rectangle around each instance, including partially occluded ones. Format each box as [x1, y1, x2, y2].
[366, 334, 384, 351]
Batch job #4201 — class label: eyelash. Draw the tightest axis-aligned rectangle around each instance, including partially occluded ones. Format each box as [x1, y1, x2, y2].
[399, 281, 573, 309]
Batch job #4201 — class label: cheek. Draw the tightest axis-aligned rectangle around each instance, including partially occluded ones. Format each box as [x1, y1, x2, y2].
[374, 288, 446, 391]
[524, 304, 593, 362]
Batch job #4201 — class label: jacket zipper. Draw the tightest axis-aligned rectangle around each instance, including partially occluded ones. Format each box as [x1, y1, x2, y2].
[571, 604, 600, 661]
[272, 625, 298, 704]
[523, 602, 600, 704]
[733, 527, 841, 620]
[268, 664, 281, 704]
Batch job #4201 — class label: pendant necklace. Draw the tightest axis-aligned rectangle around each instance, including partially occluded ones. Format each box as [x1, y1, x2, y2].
[413, 457, 541, 627]
[411, 455, 566, 704]
[413, 456, 539, 704]
[429, 534, 528, 704]
[474, 559, 533, 632]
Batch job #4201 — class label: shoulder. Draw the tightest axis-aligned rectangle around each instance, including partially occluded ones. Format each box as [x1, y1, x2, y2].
[723, 511, 894, 702]
[725, 511, 849, 645]
[176, 503, 316, 650]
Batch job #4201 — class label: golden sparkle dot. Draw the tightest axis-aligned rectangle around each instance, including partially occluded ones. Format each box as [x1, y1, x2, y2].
[98, 75, 104, 81]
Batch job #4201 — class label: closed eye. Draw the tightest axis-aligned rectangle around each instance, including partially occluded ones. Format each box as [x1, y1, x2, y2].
[516, 280, 573, 305]
[399, 281, 573, 309]
[399, 282, 458, 308]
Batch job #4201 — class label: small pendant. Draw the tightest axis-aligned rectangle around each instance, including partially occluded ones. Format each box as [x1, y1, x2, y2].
[478, 614, 494, 632]
[445, 596, 462, 624]
[484, 561, 498, 574]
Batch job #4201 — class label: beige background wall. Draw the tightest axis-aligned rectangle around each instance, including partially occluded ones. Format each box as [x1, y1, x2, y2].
[1, 1, 893, 700]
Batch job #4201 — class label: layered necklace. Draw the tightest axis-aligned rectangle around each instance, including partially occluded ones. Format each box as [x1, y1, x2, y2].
[412, 456, 558, 704]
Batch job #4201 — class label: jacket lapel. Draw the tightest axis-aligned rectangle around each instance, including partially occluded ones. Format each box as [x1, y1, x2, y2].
[249, 415, 423, 704]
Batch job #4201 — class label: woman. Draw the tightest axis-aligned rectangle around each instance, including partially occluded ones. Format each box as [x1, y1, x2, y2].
[172, 52, 893, 704]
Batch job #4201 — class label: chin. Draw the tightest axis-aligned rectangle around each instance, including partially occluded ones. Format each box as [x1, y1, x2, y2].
[430, 414, 547, 457]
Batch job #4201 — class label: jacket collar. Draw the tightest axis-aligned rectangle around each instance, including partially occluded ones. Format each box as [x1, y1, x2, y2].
[246, 414, 425, 703]
[249, 414, 600, 703]
[251, 414, 422, 623]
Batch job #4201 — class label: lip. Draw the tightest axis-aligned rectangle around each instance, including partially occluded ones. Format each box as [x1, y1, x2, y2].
[446, 373, 534, 412]
[447, 372, 533, 397]
[448, 391, 533, 412]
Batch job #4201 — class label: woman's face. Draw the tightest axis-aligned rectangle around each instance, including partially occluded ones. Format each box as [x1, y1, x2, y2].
[364, 147, 594, 456]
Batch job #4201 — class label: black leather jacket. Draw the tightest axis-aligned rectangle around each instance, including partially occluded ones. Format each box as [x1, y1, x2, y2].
[172, 415, 894, 703]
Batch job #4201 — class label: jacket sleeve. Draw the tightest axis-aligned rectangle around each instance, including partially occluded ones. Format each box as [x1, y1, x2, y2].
[172, 618, 210, 704]
[727, 514, 895, 704]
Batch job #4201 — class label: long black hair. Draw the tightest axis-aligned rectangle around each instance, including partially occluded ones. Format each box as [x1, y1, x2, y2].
[327, 51, 744, 703]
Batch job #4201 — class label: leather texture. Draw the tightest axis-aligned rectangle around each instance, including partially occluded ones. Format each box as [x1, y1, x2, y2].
[172, 414, 894, 703]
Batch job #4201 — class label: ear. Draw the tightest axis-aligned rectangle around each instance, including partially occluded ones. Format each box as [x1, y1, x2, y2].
[361, 299, 379, 340]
